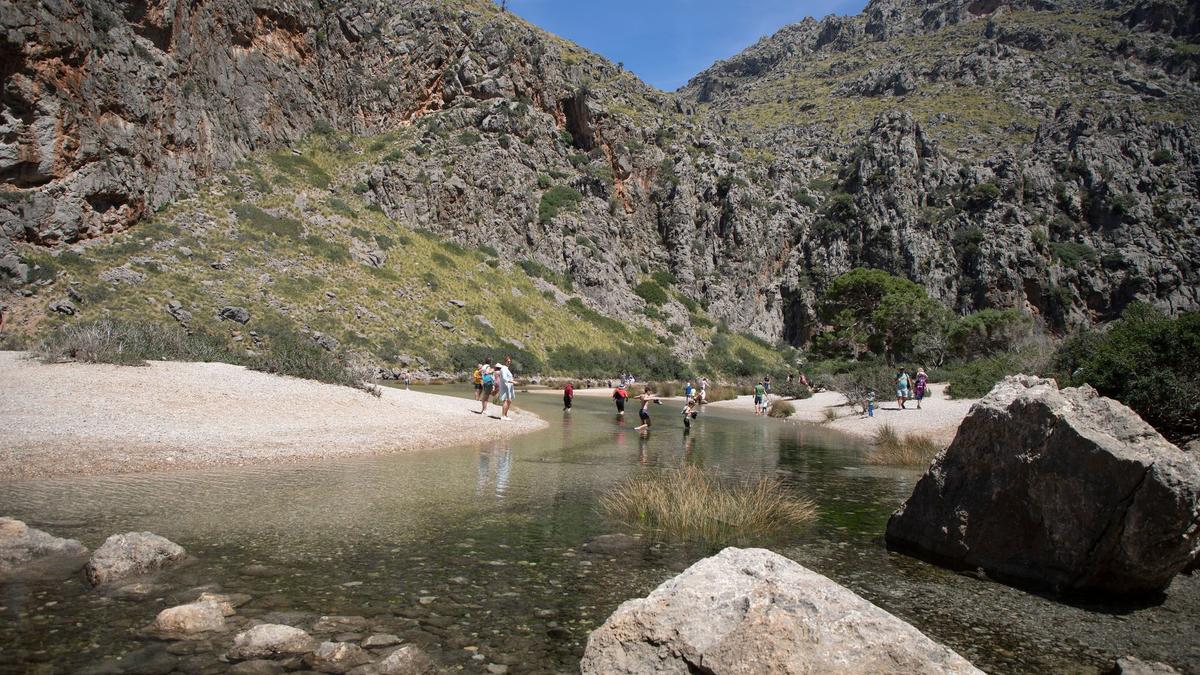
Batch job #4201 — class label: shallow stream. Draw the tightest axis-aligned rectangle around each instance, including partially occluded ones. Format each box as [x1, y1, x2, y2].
[1, 388, 1196, 673]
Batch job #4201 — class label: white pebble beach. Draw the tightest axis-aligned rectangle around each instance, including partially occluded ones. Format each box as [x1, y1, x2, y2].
[0, 351, 546, 480]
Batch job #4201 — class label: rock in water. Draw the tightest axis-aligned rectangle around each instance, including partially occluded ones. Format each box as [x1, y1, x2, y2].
[886, 375, 1200, 596]
[0, 517, 89, 582]
[85, 532, 187, 587]
[305, 641, 370, 673]
[228, 624, 316, 660]
[155, 600, 228, 635]
[580, 547, 979, 674]
[376, 645, 434, 675]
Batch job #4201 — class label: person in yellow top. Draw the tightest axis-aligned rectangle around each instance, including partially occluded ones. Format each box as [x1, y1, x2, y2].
[472, 363, 484, 401]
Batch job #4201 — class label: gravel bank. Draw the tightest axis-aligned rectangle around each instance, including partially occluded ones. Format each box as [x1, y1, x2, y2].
[708, 384, 975, 446]
[0, 351, 546, 480]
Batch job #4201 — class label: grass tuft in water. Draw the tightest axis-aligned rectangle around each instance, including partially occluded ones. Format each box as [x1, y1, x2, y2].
[599, 465, 816, 545]
[767, 399, 795, 418]
[867, 424, 941, 466]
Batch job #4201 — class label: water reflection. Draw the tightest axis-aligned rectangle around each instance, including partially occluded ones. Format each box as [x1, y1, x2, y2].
[0, 389, 1194, 673]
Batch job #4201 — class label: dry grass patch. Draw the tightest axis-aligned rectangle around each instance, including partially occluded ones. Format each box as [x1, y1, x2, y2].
[867, 424, 942, 467]
[767, 399, 795, 418]
[599, 465, 816, 545]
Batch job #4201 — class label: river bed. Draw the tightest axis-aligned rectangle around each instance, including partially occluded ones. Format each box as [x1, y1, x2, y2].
[1, 387, 1196, 673]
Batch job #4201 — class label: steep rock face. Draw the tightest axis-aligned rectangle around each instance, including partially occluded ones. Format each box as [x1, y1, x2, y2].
[2, 0, 1198, 350]
[886, 375, 1200, 596]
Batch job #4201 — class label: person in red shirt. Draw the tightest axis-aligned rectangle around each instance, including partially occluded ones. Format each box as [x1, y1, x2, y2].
[563, 382, 574, 411]
[613, 385, 627, 415]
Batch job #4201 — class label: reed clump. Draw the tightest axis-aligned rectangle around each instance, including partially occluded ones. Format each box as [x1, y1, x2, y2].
[866, 424, 942, 466]
[767, 399, 795, 418]
[599, 465, 816, 544]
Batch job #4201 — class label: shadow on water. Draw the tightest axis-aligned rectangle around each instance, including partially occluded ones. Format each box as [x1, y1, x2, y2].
[0, 387, 1196, 672]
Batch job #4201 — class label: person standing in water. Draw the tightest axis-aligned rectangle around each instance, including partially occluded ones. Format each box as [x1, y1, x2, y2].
[613, 384, 628, 415]
[634, 386, 660, 431]
[563, 381, 574, 411]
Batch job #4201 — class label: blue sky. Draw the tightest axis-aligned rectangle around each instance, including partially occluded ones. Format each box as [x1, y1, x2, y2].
[504, 0, 867, 91]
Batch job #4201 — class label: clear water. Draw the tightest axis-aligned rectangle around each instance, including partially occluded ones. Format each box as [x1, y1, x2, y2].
[1, 388, 1196, 673]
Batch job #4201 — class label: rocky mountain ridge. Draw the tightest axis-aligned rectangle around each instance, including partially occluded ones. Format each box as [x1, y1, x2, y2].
[2, 0, 1197, 363]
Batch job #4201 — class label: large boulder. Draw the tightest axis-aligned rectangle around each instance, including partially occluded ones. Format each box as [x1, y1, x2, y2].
[0, 517, 90, 582]
[580, 547, 979, 674]
[85, 532, 187, 587]
[886, 376, 1200, 596]
[228, 624, 317, 661]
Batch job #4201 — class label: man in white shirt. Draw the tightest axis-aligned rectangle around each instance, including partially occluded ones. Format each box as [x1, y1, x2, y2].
[495, 357, 516, 421]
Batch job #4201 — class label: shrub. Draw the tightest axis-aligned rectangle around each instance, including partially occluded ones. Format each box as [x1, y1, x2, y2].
[269, 153, 331, 189]
[966, 183, 1001, 211]
[767, 399, 795, 418]
[565, 297, 626, 334]
[599, 465, 816, 545]
[538, 185, 583, 224]
[651, 270, 677, 288]
[444, 342, 543, 374]
[1050, 241, 1097, 268]
[946, 309, 1030, 358]
[233, 204, 302, 238]
[546, 345, 684, 380]
[634, 280, 668, 306]
[1056, 304, 1199, 441]
[35, 319, 373, 392]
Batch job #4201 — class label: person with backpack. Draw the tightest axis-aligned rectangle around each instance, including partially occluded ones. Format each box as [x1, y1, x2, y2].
[480, 363, 495, 415]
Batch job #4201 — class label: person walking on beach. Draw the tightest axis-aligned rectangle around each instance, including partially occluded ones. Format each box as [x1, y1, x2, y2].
[496, 357, 516, 421]
[472, 363, 484, 401]
[754, 380, 766, 415]
[896, 367, 911, 410]
[613, 384, 628, 415]
[479, 363, 495, 415]
[914, 367, 929, 409]
[563, 381, 574, 411]
[634, 386, 660, 431]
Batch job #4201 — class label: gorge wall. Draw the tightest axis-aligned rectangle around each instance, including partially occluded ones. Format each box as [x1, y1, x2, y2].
[2, 0, 1198, 349]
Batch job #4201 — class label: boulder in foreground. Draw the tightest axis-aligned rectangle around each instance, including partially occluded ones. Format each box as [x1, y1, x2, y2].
[0, 517, 89, 582]
[581, 547, 980, 674]
[85, 531, 187, 586]
[886, 376, 1200, 596]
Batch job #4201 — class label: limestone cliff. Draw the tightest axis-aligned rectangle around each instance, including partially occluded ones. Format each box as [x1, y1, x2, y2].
[2, 0, 1197, 353]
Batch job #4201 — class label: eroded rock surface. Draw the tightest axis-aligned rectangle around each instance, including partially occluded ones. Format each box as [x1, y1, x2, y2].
[228, 624, 317, 661]
[886, 375, 1200, 596]
[0, 517, 89, 582]
[85, 531, 187, 586]
[581, 546, 980, 674]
